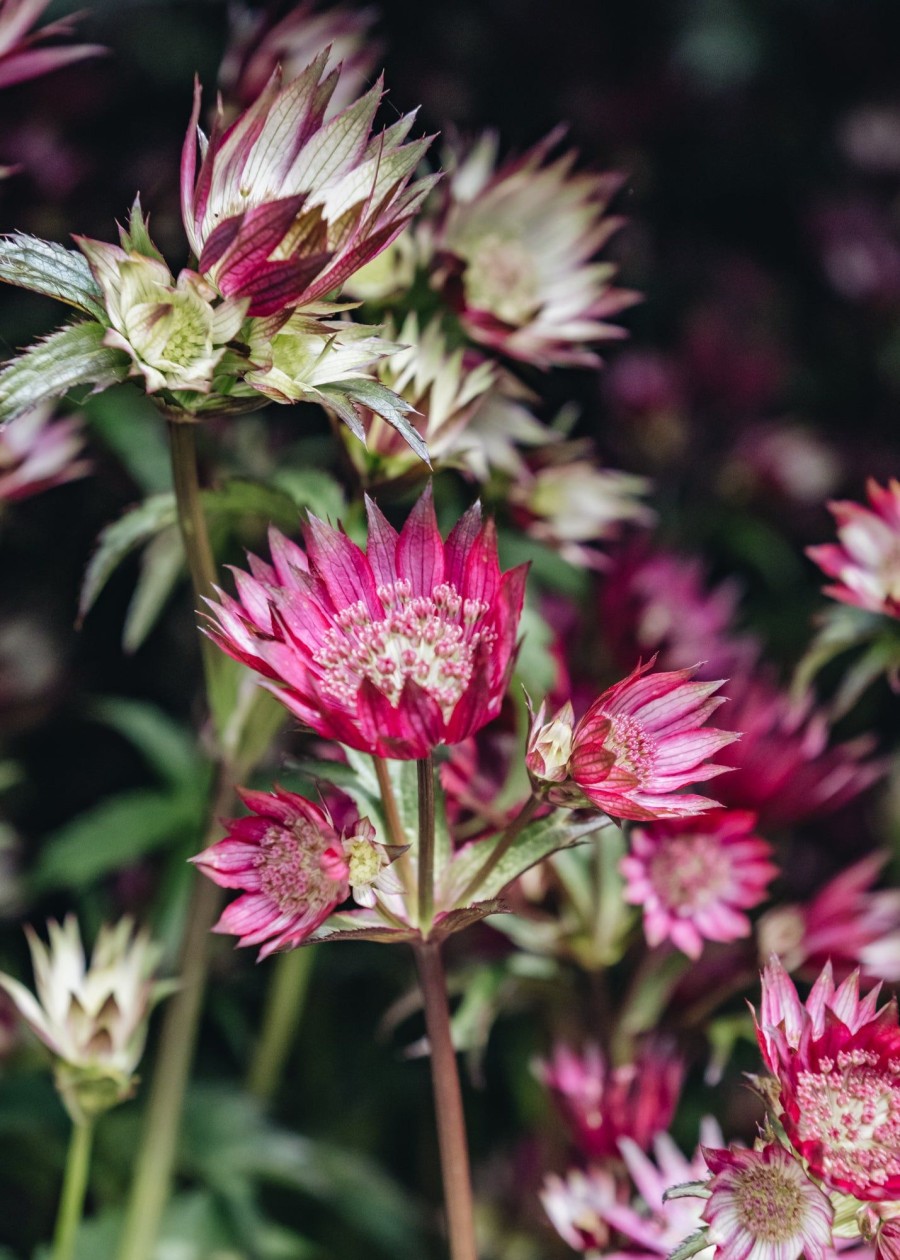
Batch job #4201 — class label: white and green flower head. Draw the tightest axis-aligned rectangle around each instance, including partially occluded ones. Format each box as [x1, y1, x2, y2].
[0, 915, 174, 1121]
[76, 233, 248, 401]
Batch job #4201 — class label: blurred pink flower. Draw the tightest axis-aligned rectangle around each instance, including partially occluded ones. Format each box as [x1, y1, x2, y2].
[0, 0, 103, 91]
[181, 53, 436, 316]
[0, 405, 89, 503]
[537, 1040, 683, 1161]
[206, 487, 527, 760]
[807, 479, 900, 619]
[701, 1143, 833, 1260]
[192, 786, 350, 959]
[622, 811, 777, 959]
[434, 130, 639, 368]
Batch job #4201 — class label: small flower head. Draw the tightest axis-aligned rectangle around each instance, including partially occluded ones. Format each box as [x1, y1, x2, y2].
[0, 404, 89, 503]
[755, 957, 900, 1201]
[526, 699, 575, 784]
[807, 478, 900, 619]
[622, 811, 777, 959]
[0, 916, 170, 1120]
[191, 786, 350, 959]
[181, 54, 437, 316]
[544, 660, 738, 822]
[342, 817, 406, 908]
[701, 1143, 834, 1260]
[244, 313, 400, 405]
[537, 1040, 684, 1161]
[205, 486, 527, 759]
[434, 130, 639, 369]
[77, 237, 247, 397]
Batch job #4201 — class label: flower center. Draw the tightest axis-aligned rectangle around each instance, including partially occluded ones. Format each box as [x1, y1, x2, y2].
[731, 1162, 809, 1241]
[648, 833, 732, 914]
[313, 579, 495, 717]
[254, 818, 344, 917]
[464, 233, 540, 325]
[794, 1048, 900, 1190]
[603, 713, 655, 784]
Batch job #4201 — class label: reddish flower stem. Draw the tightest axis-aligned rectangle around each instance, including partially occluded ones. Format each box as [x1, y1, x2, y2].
[413, 941, 478, 1260]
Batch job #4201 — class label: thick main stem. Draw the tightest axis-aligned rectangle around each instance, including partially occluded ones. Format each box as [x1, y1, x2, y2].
[52, 1119, 94, 1260]
[414, 942, 477, 1260]
[417, 754, 435, 930]
[247, 946, 317, 1103]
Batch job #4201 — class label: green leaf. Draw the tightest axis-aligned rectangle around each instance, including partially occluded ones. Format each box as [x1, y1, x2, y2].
[271, 466, 346, 520]
[123, 524, 185, 652]
[438, 813, 609, 906]
[0, 321, 130, 424]
[87, 696, 203, 788]
[0, 234, 105, 319]
[84, 386, 172, 494]
[32, 785, 205, 893]
[343, 378, 430, 465]
[78, 493, 177, 624]
[201, 478, 303, 532]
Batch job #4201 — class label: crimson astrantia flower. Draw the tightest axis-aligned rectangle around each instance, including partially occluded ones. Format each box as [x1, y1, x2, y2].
[191, 786, 351, 959]
[181, 52, 437, 316]
[561, 661, 738, 821]
[701, 1143, 833, 1260]
[205, 486, 527, 759]
[755, 957, 900, 1201]
[807, 479, 900, 619]
[622, 812, 777, 959]
[537, 1040, 683, 1161]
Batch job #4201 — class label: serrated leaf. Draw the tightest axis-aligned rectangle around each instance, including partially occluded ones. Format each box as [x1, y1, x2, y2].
[87, 696, 203, 788]
[0, 321, 130, 424]
[666, 1229, 712, 1260]
[663, 1181, 710, 1202]
[32, 786, 205, 893]
[342, 377, 430, 465]
[78, 493, 178, 623]
[0, 234, 106, 319]
[438, 813, 608, 906]
[122, 524, 185, 652]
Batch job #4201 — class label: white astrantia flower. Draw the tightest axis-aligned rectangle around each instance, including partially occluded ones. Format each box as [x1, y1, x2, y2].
[77, 236, 248, 397]
[342, 818, 407, 909]
[0, 916, 174, 1119]
[244, 313, 401, 404]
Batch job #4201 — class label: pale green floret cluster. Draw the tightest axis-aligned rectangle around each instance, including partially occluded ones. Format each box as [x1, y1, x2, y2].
[245, 314, 400, 404]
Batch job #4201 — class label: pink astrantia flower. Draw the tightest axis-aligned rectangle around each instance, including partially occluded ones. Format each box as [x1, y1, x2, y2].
[0, 0, 103, 91]
[758, 854, 900, 984]
[434, 130, 639, 369]
[701, 1143, 834, 1260]
[205, 486, 527, 760]
[191, 786, 350, 959]
[535, 660, 738, 822]
[0, 405, 89, 503]
[537, 1040, 683, 1161]
[754, 957, 900, 1201]
[622, 812, 777, 959]
[541, 1120, 722, 1259]
[807, 479, 900, 619]
[181, 53, 437, 316]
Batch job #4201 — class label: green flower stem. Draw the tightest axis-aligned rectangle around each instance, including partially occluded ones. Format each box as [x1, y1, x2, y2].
[52, 1117, 94, 1260]
[454, 794, 542, 907]
[413, 941, 477, 1260]
[374, 755, 414, 897]
[417, 754, 435, 931]
[247, 946, 317, 1103]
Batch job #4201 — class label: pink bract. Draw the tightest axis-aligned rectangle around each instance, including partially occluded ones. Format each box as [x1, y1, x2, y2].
[0, 0, 103, 92]
[622, 811, 777, 959]
[0, 405, 89, 503]
[181, 53, 436, 316]
[807, 478, 900, 619]
[205, 486, 528, 760]
[191, 786, 349, 959]
[755, 957, 900, 1201]
[567, 660, 738, 821]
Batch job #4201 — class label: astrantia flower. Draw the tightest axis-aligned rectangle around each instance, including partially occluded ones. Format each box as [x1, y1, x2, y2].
[434, 130, 639, 368]
[191, 786, 351, 959]
[0, 0, 103, 92]
[342, 817, 406, 908]
[181, 53, 437, 316]
[755, 957, 900, 1200]
[0, 917, 170, 1119]
[537, 1040, 683, 1160]
[205, 486, 527, 759]
[701, 1143, 833, 1260]
[807, 479, 900, 619]
[77, 237, 248, 397]
[529, 661, 738, 821]
[622, 812, 777, 959]
[0, 404, 89, 503]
